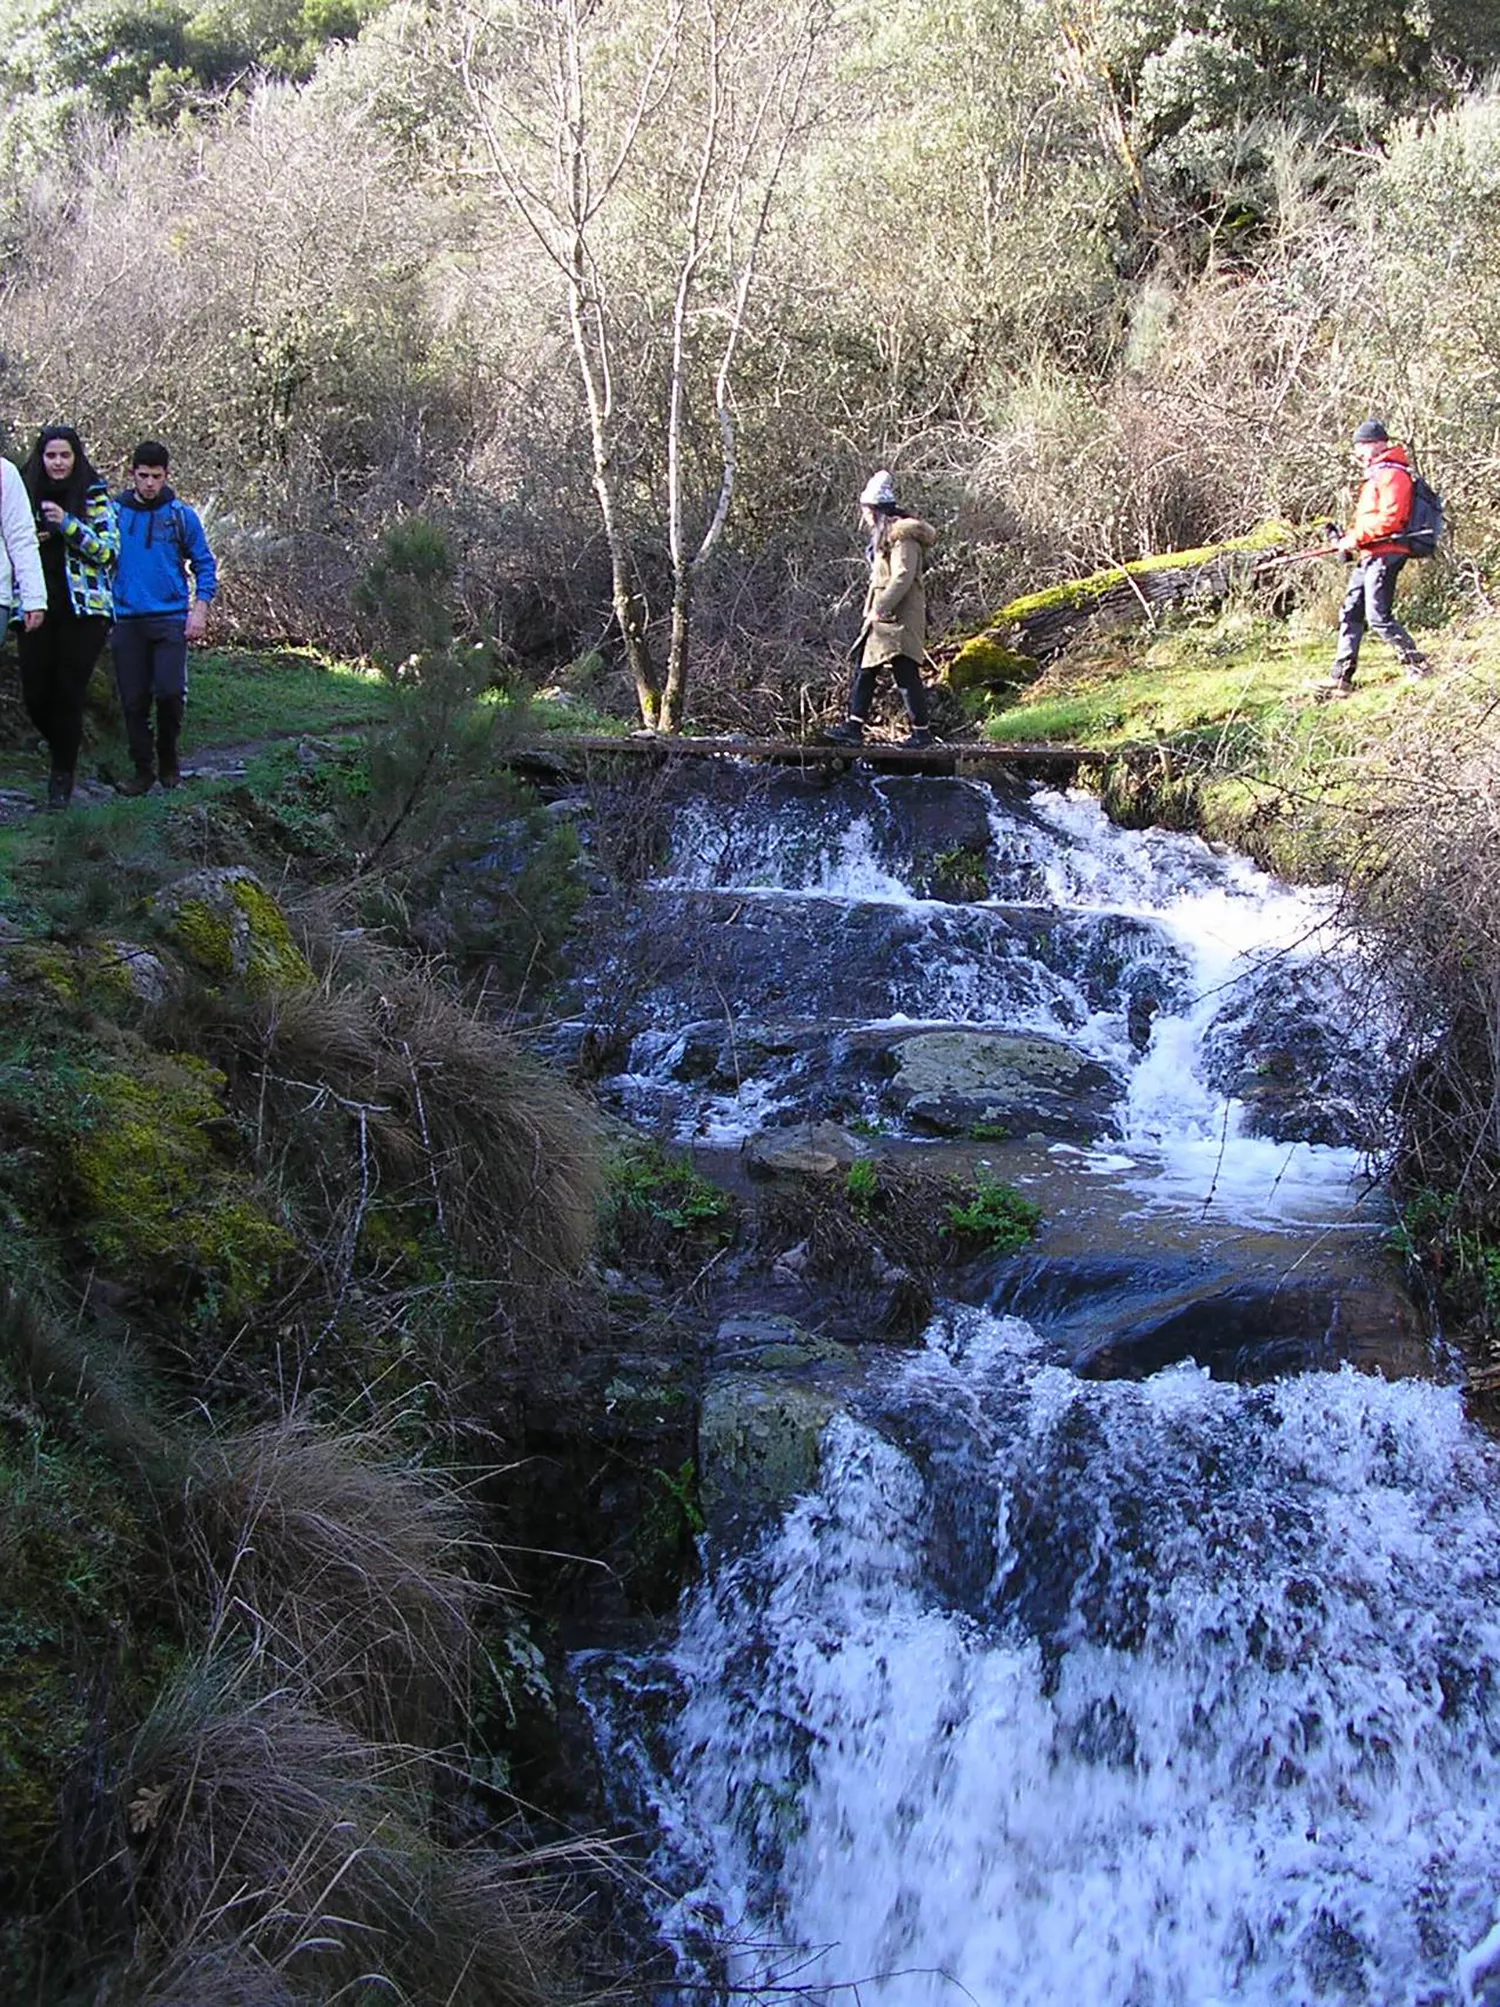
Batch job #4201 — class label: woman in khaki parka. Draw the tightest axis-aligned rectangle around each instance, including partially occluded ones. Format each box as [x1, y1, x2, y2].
[825, 469, 937, 746]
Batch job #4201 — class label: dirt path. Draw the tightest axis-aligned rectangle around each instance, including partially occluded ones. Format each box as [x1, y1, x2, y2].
[0, 726, 365, 825]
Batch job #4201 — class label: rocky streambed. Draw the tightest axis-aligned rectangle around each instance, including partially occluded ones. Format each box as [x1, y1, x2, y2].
[518, 759, 1500, 2007]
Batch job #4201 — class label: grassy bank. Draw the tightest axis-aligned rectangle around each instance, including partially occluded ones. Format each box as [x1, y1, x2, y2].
[0, 665, 626, 2003]
[968, 573, 1486, 877]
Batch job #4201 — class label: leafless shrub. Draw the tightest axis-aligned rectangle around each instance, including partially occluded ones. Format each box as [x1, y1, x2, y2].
[1336, 673, 1500, 1232]
[211, 528, 366, 655]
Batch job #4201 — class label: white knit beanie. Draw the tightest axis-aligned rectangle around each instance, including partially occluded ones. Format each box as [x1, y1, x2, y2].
[859, 469, 898, 508]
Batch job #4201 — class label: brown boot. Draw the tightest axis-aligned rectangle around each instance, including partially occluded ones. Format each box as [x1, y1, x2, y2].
[1311, 679, 1354, 704]
[116, 767, 156, 797]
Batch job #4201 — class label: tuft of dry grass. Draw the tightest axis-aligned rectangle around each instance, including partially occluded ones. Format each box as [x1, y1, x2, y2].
[0, 1283, 177, 1477]
[117, 1657, 584, 2007]
[182, 1415, 484, 1746]
[183, 926, 604, 1296]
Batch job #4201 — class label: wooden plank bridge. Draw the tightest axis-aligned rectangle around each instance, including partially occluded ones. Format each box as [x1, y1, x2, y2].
[507, 732, 1139, 784]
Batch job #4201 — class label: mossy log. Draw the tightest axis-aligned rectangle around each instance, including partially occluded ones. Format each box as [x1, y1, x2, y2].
[941, 522, 1296, 683]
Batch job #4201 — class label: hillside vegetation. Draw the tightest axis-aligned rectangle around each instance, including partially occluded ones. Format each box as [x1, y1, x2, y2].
[3, 0, 1500, 720]
[0, 650, 631, 2003]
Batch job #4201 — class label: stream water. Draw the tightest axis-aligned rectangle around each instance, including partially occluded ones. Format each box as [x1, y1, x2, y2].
[568, 765, 1500, 2006]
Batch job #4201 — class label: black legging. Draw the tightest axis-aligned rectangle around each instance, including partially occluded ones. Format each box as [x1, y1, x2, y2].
[18, 615, 110, 776]
[849, 652, 930, 728]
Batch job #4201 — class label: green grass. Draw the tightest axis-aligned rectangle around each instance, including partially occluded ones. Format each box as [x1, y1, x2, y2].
[973, 594, 1474, 752]
[964, 590, 1500, 877]
[978, 611, 1331, 746]
[186, 647, 395, 745]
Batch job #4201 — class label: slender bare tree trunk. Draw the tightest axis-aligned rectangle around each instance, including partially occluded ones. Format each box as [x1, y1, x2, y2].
[660, 0, 827, 731]
[458, 0, 829, 734]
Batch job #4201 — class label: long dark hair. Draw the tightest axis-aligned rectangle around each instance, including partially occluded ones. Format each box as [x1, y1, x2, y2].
[21, 426, 104, 517]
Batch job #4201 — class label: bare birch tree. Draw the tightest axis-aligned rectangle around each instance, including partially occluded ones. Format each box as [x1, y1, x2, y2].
[453, 0, 832, 730]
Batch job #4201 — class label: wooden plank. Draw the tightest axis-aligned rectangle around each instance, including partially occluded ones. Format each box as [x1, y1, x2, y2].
[508, 733, 1130, 781]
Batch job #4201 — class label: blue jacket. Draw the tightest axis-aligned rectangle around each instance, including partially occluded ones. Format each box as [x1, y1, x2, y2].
[113, 486, 217, 617]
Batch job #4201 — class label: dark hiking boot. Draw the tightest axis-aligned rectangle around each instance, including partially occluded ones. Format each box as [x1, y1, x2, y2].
[1312, 678, 1354, 704]
[903, 727, 935, 748]
[46, 771, 71, 811]
[158, 759, 182, 789]
[1404, 654, 1434, 680]
[116, 767, 156, 797]
[823, 720, 866, 746]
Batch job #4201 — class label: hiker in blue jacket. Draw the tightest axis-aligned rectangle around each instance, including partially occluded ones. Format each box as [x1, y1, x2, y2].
[111, 439, 217, 793]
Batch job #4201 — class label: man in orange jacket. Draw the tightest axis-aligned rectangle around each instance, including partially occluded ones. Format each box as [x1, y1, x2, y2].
[1317, 418, 1431, 700]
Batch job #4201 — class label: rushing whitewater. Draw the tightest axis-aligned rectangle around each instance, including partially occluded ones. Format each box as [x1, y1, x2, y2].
[583, 1311, 1500, 2006]
[594, 770, 1383, 1227]
[568, 765, 1496, 2006]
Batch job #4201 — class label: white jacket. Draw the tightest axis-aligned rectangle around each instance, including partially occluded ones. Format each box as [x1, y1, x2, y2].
[0, 458, 45, 616]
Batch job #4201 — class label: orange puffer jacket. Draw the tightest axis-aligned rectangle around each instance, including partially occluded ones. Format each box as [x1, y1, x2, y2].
[1349, 444, 1415, 557]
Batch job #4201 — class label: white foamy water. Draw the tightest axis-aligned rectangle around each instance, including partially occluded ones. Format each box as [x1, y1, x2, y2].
[581, 1312, 1500, 2006]
[611, 778, 1383, 1228]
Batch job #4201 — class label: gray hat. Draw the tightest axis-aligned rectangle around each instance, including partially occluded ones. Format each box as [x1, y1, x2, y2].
[859, 468, 898, 508]
[1352, 418, 1389, 444]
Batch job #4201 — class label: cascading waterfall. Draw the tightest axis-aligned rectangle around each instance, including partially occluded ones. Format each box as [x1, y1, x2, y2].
[583, 1312, 1500, 2005]
[598, 771, 1379, 1225]
[569, 766, 1500, 2006]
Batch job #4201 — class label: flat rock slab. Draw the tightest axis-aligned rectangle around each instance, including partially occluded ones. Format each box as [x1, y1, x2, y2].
[890, 1028, 1122, 1142]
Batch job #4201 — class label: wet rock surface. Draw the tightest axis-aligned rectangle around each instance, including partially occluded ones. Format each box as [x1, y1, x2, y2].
[1201, 960, 1376, 1148]
[989, 1247, 1430, 1383]
[889, 1027, 1122, 1140]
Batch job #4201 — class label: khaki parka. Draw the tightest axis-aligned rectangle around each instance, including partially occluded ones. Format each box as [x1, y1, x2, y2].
[860, 514, 938, 668]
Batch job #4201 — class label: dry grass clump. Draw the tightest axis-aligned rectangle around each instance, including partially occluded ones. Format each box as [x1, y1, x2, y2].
[184, 929, 603, 1291]
[182, 1416, 484, 1745]
[116, 1659, 580, 2007]
[0, 1284, 177, 1477]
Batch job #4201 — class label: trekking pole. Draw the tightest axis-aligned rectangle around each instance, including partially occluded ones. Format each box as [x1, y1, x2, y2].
[1250, 544, 1339, 577]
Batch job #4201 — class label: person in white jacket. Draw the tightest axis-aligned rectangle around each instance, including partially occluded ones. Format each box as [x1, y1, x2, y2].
[1, 454, 46, 636]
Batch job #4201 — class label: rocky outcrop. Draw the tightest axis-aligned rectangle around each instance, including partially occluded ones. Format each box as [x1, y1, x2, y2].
[153, 867, 312, 990]
[698, 1310, 860, 1541]
[888, 1028, 1122, 1141]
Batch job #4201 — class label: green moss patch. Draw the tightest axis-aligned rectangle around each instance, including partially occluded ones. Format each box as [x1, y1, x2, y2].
[154, 868, 312, 991]
[70, 1057, 293, 1310]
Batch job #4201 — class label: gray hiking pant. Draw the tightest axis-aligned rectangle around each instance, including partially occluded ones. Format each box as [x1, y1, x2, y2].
[1333, 555, 1421, 684]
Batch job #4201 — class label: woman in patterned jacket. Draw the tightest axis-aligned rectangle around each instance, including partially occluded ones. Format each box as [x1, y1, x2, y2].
[19, 425, 119, 808]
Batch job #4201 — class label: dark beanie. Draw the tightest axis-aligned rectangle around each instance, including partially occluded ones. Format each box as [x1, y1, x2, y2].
[1352, 418, 1389, 444]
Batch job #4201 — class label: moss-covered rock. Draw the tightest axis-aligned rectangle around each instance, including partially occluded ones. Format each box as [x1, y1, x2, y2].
[946, 634, 1040, 695]
[153, 868, 312, 991]
[698, 1374, 837, 1540]
[69, 1055, 294, 1310]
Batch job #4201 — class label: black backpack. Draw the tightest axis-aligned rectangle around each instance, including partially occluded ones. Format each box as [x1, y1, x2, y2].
[1402, 471, 1445, 558]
